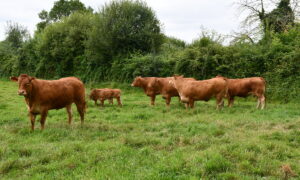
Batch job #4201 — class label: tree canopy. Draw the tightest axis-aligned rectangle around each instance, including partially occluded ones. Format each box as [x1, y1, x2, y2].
[37, 0, 93, 31]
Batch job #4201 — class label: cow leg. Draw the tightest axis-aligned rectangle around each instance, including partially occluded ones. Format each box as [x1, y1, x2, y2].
[260, 95, 266, 110]
[109, 98, 113, 105]
[150, 96, 156, 106]
[228, 97, 234, 107]
[94, 100, 98, 106]
[166, 96, 171, 107]
[216, 95, 224, 110]
[256, 98, 261, 109]
[29, 113, 36, 131]
[100, 99, 104, 107]
[117, 97, 122, 107]
[66, 105, 72, 125]
[185, 103, 189, 109]
[218, 99, 224, 109]
[40, 110, 48, 130]
[75, 103, 85, 124]
[189, 99, 195, 108]
[227, 97, 231, 107]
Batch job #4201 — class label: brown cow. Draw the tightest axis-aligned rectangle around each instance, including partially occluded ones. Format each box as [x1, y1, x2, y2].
[226, 77, 266, 109]
[131, 77, 160, 106]
[10, 74, 86, 130]
[131, 76, 195, 107]
[169, 75, 228, 109]
[89, 88, 122, 107]
[149, 77, 196, 107]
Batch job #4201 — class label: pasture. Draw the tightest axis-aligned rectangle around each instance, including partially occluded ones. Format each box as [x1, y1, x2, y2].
[0, 80, 299, 179]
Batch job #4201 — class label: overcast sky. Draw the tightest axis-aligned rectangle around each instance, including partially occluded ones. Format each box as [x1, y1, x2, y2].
[0, 0, 242, 43]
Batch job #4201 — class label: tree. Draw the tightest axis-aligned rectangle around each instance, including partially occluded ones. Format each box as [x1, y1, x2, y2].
[35, 12, 94, 78]
[267, 0, 295, 33]
[84, 0, 164, 81]
[87, 0, 164, 56]
[237, 0, 299, 40]
[5, 21, 30, 49]
[37, 0, 93, 31]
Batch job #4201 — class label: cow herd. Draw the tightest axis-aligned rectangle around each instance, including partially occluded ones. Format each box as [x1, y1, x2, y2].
[9, 74, 266, 130]
[131, 75, 266, 109]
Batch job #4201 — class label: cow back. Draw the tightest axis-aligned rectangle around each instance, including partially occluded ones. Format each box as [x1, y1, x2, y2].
[174, 77, 227, 101]
[228, 77, 265, 97]
[29, 77, 85, 110]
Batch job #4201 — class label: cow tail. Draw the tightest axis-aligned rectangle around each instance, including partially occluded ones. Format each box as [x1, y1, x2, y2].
[260, 77, 267, 106]
[260, 77, 266, 94]
[84, 100, 87, 113]
[223, 77, 229, 99]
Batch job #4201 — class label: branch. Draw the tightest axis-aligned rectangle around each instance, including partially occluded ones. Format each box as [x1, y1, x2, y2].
[240, 2, 261, 13]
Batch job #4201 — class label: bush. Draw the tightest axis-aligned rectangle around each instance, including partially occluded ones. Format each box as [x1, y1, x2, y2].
[110, 53, 175, 82]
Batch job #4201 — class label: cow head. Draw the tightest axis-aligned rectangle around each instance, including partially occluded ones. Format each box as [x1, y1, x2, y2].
[168, 78, 175, 87]
[10, 74, 35, 97]
[169, 75, 184, 87]
[89, 89, 97, 100]
[173, 75, 184, 80]
[131, 76, 142, 87]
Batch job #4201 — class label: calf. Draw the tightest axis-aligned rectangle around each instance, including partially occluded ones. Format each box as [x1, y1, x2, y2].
[90, 88, 122, 107]
[169, 75, 228, 109]
[10, 74, 86, 130]
[226, 77, 266, 109]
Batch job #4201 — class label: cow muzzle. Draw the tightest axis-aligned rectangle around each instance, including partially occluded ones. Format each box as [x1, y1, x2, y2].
[18, 90, 27, 96]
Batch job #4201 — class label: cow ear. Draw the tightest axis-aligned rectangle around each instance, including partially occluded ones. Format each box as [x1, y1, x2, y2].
[10, 76, 18, 82]
[29, 77, 35, 82]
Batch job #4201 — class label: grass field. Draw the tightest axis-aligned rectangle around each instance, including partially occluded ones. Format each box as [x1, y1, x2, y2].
[0, 80, 299, 179]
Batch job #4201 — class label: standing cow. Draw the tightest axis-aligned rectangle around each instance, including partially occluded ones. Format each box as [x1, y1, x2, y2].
[10, 74, 86, 130]
[169, 75, 228, 109]
[226, 77, 266, 109]
[131, 76, 195, 107]
[131, 77, 160, 106]
[149, 77, 196, 107]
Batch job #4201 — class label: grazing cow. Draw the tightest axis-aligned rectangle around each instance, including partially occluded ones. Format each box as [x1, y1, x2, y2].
[225, 77, 266, 109]
[131, 76, 195, 106]
[169, 75, 228, 109]
[89, 88, 122, 107]
[10, 74, 86, 130]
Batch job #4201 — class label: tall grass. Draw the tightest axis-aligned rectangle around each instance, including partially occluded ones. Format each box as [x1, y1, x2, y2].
[0, 80, 299, 179]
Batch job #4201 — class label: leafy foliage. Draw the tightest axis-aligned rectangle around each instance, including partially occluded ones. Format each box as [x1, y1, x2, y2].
[0, 0, 299, 102]
[35, 12, 94, 78]
[37, 0, 92, 32]
[4, 22, 30, 49]
[86, 0, 163, 62]
[84, 0, 164, 81]
[267, 0, 295, 33]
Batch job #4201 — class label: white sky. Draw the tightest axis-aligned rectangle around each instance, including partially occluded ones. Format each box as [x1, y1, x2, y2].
[0, 0, 242, 43]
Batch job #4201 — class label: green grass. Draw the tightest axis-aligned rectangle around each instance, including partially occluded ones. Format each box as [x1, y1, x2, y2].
[0, 80, 299, 179]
